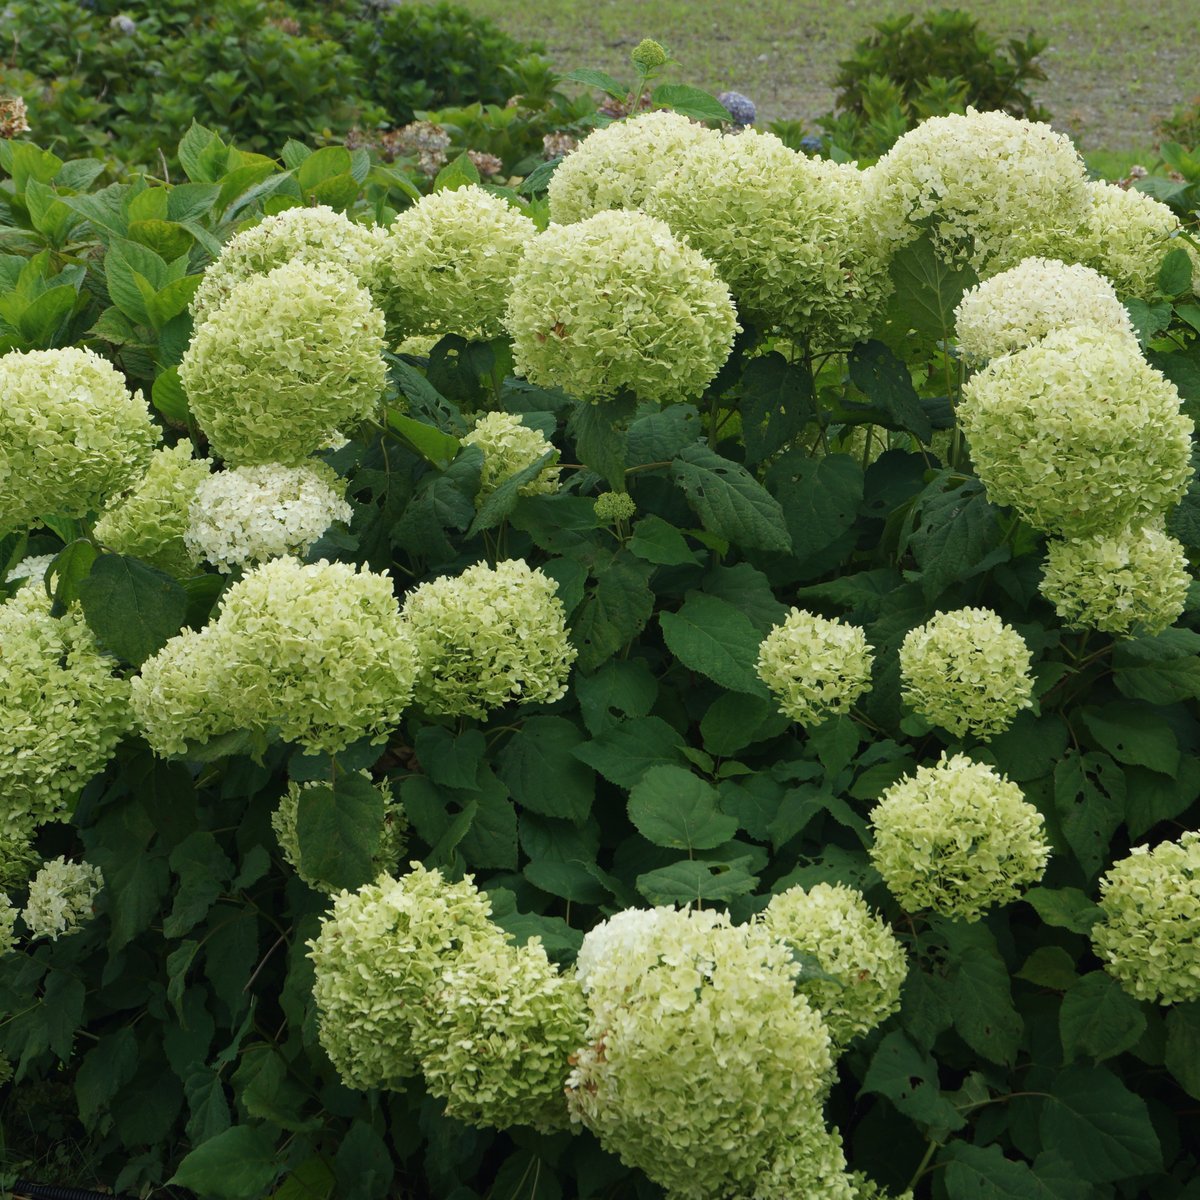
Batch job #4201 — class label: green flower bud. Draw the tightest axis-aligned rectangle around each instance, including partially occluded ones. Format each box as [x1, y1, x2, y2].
[631, 38, 668, 71]
[594, 491, 636, 523]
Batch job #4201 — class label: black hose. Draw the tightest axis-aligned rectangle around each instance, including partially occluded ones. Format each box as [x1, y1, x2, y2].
[11, 1181, 134, 1200]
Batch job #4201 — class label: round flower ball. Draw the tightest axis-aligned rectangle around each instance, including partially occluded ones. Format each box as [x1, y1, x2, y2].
[0, 347, 159, 530]
[899, 607, 1034, 740]
[869, 754, 1050, 922]
[958, 325, 1193, 537]
[21, 856, 103, 941]
[402, 558, 577, 719]
[379, 185, 536, 341]
[94, 441, 213, 578]
[762, 883, 908, 1046]
[460, 411, 560, 503]
[505, 209, 739, 406]
[547, 110, 720, 225]
[1092, 832, 1200, 1005]
[862, 109, 1090, 273]
[954, 257, 1136, 364]
[1040, 525, 1191, 637]
[179, 260, 386, 466]
[190, 204, 387, 326]
[645, 129, 891, 348]
[184, 461, 352, 572]
[756, 609, 875, 726]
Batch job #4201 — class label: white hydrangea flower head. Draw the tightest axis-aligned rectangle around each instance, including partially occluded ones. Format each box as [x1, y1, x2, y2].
[0, 589, 131, 838]
[954, 257, 1136, 364]
[899, 607, 1034, 739]
[750, 1117, 858, 1200]
[308, 863, 504, 1089]
[184, 461, 352, 573]
[567, 907, 836, 1200]
[756, 609, 875, 726]
[0, 347, 159, 530]
[1092, 832, 1200, 1005]
[5, 553, 56, 589]
[547, 110, 720, 225]
[505, 209, 739, 406]
[646, 130, 892, 348]
[1067, 182, 1200, 300]
[415, 936, 586, 1132]
[132, 559, 418, 757]
[380, 185, 536, 340]
[574, 907, 674, 994]
[272, 773, 408, 895]
[959, 325, 1194, 537]
[190, 204, 387, 326]
[869, 754, 1050, 922]
[1040, 525, 1190, 637]
[460, 412, 560, 503]
[0, 895, 15, 957]
[762, 883, 908, 1046]
[402, 558, 577, 719]
[94, 441, 213, 578]
[179, 260, 386, 466]
[21, 856, 103, 940]
[862, 109, 1090, 273]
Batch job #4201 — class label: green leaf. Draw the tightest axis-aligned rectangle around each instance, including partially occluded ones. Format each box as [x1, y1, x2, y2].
[575, 658, 658, 736]
[848, 340, 932, 441]
[1080, 702, 1179, 774]
[295, 773, 385, 892]
[628, 515, 703, 566]
[177, 122, 226, 184]
[1024, 887, 1103, 935]
[569, 395, 632, 488]
[1015, 946, 1078, 991]
[902, 473, 1002, 602]
[433, 152, 482, 192]
[296, 145, 352, 190]
[1039, 1065, 1162, 1182]
[738, 352, 814, 464]
[1125, 759, 1200, 838]
[572, 553, 655, 671]
[1053, 751, 1126, 879]
[468, 450, 556, 535]
[170, 1125, 280, 1199]
[1165, 1002, 1200, 1099]
[765, 451, 864, 561]
[1060, 972, 1147, 1062]
[497, 716, 595, 823]
[1159, 247, 1194, 295]
[673, 444, 791, 552]
[47, 539, 99, 614]
[457, 775, 518, 870]
[164, 831, 235, 938]
[563, 68, 629, 98]
[885, 232, 979, 345]
[16, 284, 74, 346]
[1113, 628, 1200, 703]
[627, 765, 738, 850]
[659, 592, 769, 696]
[943, 925, 1022, 1066]
[75, 1027, 138, 1130]
[524, 860, 609, 905]
[151, 366, 191, 423]
[573, 715, 687, 788]
[42, 971, 85, 1063]
[78, 553, 188, 665]
[335, 1120, 394, 1200]
[861, 1030, 966, 1131]
[385, 407, 460, 468]
[636, 856, 758, 904]
[701, 692, 787, 757]
[651, 83, 731, 122]
[942, 1142, 1051, 1199]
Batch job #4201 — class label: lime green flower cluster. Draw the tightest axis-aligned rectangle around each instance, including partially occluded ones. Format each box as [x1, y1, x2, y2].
[402, 559, 576, 719]
[1040, 525, 1190, 637]
[862, 109, 1089, 273]
[0, 830, 39, 892]
[0, 583, 131, 838]
[380, 185, 536, 341]
[131, 558, 418, 757]
[869, 754, 1050, 922]
[461, 411, 560, 502]
[646, 130, 891, 348]
[0, 896, 15, 958]
[0, 347, 159, 531]
[180, 260, 386, 466]
[954, 257, 1135, 364]
[959, 326, 1193, 537]
[761, 883, 908, 1046]
[190, 205, 387, 326]
[1092, 832, 1200, 1005]
[505, 209, 739, 406]
[756, 609, 875, 726]
[899, 607, 1034, 739]
[21, 856, 103, 940]
[593, 490, 636, 523]
[630, 38, 669, 70]
[94, 442, 213, 578]
[547, 111, 718, 226]
[272, 773, 408, 895]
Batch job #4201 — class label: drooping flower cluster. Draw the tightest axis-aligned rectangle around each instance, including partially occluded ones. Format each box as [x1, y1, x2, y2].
[402, 559, 576, 718]
[547, 110, 719, 225]
[189, 205, 387, 326]
[646, 130, 891, 347]
[180, 261, 386, 466]
[184, 461, 352, 572]
[954, 257, 1135, 364]
[0, 347, 159, 530]
[94, 442, 213, 578]
[380, 185, 536, 340]
[756, 609, 875, 726]
[899, 607, 1034, 739]
[131, 558, 418, 757]
[869, 754, 1050, 922]
[958, 326, 1193, 537]
[862, 109, 1090, 272]
[506, 209, 739, 406]
[1092, 832, 1200, 1005]
[21, 856, 103, 940]
[761, 883, 908, 1046]
[1040, 525, 1191, 637]
[272, 773, 408, 895]
[460, 412, 560, 502]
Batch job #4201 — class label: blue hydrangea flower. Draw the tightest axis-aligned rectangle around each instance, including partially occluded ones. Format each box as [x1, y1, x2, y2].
[717, 91, 757, 127]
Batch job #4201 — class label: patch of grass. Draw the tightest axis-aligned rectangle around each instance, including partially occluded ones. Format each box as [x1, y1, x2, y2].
[431, 0, 1200, 151]
[1084, 147, 1158, 180]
